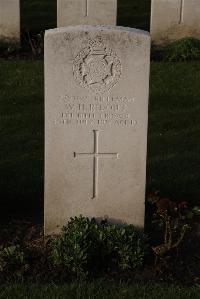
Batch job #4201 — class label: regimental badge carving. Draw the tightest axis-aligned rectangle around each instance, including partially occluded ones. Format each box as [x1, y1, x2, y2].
[73, 39, 122, 94]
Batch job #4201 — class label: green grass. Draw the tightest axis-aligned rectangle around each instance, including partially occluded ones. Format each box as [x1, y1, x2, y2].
[0, 60, 200, 220]
[20, 0, 151, 34]
[0, 282, 199, 299]
[148, 62, 200, 200]
[0, 60, 43, 220]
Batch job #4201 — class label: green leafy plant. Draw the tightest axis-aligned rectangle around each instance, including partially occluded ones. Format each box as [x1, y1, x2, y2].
[50, 216, 149, 277]
[163, 38, 200, 62]
[151, 38, 200, 62]
[0, 245, 29, 281]
[100, 223, 148, 271]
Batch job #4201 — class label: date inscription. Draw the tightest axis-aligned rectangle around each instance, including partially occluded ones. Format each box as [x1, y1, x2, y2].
[54, 95, 138, 127]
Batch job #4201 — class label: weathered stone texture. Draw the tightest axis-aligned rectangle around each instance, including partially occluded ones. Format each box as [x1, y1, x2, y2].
[45, 25, 150, 234]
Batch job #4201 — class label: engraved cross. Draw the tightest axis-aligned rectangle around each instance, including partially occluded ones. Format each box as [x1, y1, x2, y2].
[74, 130, 119, 199]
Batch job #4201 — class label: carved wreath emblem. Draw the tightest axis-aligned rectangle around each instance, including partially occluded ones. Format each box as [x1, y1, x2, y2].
[73, 39, 122, 94]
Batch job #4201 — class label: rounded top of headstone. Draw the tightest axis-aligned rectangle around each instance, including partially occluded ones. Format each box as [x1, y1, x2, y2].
[45, 25, 150, 39]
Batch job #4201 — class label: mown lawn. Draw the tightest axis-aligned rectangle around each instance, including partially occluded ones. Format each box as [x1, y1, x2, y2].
[0, 60, 200, 220]
[148, 62, 200, 200]
[0, 282, 200, 299]
[0, 60, 44, 221]
[20, 0, 151, 33]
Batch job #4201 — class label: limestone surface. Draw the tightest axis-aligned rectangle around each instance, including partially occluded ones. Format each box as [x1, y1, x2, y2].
[44, 25, 150, 235]
[151, 0, 200, 45]
[0, 0, 20, 43]
[57, 0, 117, 27]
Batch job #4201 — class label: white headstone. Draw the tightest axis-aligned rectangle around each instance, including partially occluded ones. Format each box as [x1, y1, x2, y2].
[0, 0, 20, 43]
[57, 0, 117, 27]
[151, 0, 200, 45]
[44, 25, 150, 235]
